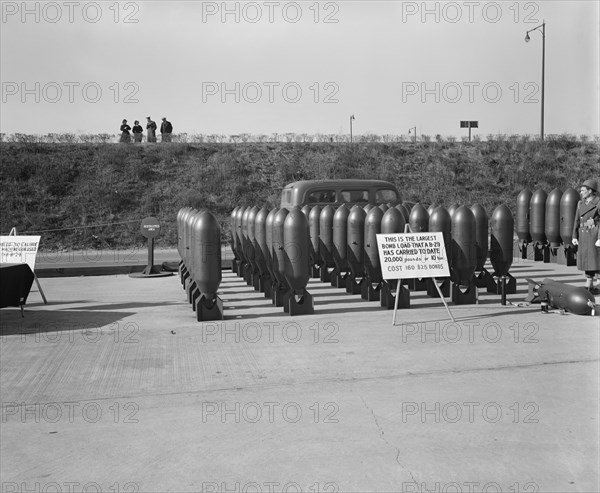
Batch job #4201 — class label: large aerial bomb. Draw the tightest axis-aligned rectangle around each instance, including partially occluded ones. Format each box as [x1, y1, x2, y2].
[229, 206, 241, 273]
[283, 207, 314, 315]
[402, 201, 416, 212]
[265, 208, 278, 292]
[381, 206, 406, 235]
[379, 207, 410, 309]
[429, 206, 451, 263]
[253, 206, 272, 296]
[471, 203, 491, 288]
[450, 206, 477, 304]
[363, 204, 375, 213]
[189, 210, 224, 321]
[516, 189, 533, 253]
[407, 204, 429, 291]
[470, 204, 489, 271]
[234, 206, 247, 276]
[362, 206, 384, 301]
[396, 203, 410, 223]
[272, 208, 291, 307]
[560, 188, 579, 246]
[231, 206, 246, 277]
[241, 207, 252, 277]
[489, 204, 516, 303]
[427, 203, 439, 216]
[530, 188, 549, 262]
[346, 205, 366, 294]
[332, 204, 350, 288]
[319, 205, 336, 282]
[426, 206, 452, 298]
[178, 207, 193, 260]
[447, 203, 459, 218]
[525, 278, 596, 316]
[246, 206, 260, 288]
[178, 207, 195, 285]
[186, 210, 204, 300]
[308, 205, 322, 277]
[545, 188, 563, 248]
[558, 188, 579, 266]
[301, 204, 317, 277]
[409, 203, 429, 233]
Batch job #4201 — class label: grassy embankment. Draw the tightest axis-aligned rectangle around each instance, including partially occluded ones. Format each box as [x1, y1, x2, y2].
[1, 136, 598, 251]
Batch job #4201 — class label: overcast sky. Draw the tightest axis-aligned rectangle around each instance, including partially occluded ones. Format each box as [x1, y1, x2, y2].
[1, 0, 598, 138]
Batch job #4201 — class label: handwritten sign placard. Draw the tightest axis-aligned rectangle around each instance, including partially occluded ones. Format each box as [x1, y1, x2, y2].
[0, 235, 41, 272]
[376, 232, 450, 280]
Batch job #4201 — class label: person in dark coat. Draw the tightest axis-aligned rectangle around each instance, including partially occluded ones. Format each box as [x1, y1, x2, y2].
[132, 120, 143, 142]
[572, 178, 600, 294]
[160, 117, 173, 142]
[146, 116, 157, 142]
[119, 119, 131, 143]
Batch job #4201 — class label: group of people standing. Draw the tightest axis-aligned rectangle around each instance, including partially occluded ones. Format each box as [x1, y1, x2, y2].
[119, 117, 173, 143]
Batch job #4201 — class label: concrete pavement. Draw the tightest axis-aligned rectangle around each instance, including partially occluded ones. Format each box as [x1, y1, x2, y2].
[1, 257, 598, 493]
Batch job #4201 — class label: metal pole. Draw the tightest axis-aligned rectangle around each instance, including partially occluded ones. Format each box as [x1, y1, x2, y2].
[541, 21, 545, 140]
[350, 116, 353, 143]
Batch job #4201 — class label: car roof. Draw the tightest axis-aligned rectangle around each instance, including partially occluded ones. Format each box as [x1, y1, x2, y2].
[282, 179, 397, 190]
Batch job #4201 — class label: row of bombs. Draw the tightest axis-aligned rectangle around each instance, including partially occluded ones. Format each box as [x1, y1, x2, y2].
[228, 201, 516, 315]
[516, 187, 581, 264]
[177, 208, 224, 321]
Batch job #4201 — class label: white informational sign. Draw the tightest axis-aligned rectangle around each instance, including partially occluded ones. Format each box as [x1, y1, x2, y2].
[0, 235, 41, 272]
[376, 232, 450, 280]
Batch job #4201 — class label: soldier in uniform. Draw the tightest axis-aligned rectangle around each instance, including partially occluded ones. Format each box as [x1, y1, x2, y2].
[160, 117, 173, 142]
[146, 116, 157, 143]
[572, 178, 600, 294]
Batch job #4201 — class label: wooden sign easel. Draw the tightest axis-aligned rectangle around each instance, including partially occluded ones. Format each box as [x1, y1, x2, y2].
[8, 227, 47, 304]
[381, 224, 454, 325]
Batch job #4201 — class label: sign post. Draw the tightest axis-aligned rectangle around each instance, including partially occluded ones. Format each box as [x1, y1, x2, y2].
[460, 120, 478, 142]
[1, 229, 47, 304]
[376, 231, 454, 324]
[129, 217, 173, 278]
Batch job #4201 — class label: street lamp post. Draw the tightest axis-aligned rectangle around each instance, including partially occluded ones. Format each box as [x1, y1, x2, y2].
[525, 20, 545, 140]
[408, 126, 417, 143]
[350, 114, 355, 142]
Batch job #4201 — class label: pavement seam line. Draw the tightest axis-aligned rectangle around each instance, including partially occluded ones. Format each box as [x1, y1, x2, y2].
[360, 395, 419, 485]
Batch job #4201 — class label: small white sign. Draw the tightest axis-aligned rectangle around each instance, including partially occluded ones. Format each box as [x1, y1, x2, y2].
[376, 232, 450, 280]
[0, 235, 41, 272]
